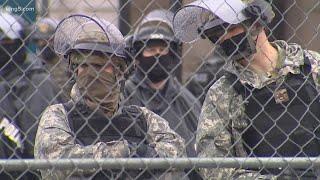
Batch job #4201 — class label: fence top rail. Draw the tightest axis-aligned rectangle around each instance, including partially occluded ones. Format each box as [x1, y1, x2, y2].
[1, 157, 320, 171]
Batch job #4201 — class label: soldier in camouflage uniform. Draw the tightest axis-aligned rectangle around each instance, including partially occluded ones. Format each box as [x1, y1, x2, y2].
[35, 15, 186, 179]
[174, 0, 320, 179]
[33, 18, 72, 102]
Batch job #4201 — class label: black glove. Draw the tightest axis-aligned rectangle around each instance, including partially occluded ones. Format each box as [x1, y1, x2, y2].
[129, 142, 157, 158]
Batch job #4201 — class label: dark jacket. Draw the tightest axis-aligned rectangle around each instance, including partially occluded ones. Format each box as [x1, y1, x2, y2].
[0, 55, 61, 179]
[186, 52, 225, 104]
[124, 72, 201, 157]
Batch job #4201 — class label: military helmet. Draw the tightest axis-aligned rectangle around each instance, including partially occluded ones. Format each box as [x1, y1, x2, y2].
[33, 18, 58, 40]
[54, 14, 133, 77]
[134, 26, 175, 45]
[71, 30, 116, 56]
[54, 14, 127, 59]
[173, 0, 274, 43]
[132, 9, 181, 55]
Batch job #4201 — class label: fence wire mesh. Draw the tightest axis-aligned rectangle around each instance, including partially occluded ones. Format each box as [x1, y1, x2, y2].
[1, 0, 320, 179]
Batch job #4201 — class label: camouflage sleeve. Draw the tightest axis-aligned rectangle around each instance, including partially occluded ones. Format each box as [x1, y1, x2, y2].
[139, 107, 186, 157]
[34, 104, 130, 160]
[196, 78, 276, 180]
[305, 50, 320, 86]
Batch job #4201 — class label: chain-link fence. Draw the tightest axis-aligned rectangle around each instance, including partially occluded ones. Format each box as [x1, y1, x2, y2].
[1, 0, 320, 179]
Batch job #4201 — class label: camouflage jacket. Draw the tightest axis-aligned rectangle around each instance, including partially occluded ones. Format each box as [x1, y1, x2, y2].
[196, 40, 320, 180]
[34, 84, 186, 179]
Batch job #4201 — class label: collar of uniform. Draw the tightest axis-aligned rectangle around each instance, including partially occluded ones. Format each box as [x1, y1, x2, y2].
[223, 57, 279, 89]
[274, 40, 305, 76]
[224, 40, 304, 89]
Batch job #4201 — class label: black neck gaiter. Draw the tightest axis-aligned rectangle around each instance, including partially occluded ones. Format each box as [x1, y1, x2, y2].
[218, 32, 257, 61]
[137, 53, 177, 83]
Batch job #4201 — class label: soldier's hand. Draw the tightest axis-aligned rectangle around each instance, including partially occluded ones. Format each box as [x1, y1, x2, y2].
[129, 142, 157, 158]
[105, 140, 130, 157]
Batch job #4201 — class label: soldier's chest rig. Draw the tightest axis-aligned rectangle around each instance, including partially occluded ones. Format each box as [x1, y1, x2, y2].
[227, 59, 320, 158]
[63, 102, 148, 146]
[63, 103, 165, 180]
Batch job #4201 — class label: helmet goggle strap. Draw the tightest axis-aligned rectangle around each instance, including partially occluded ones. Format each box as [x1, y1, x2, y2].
[237, 17, 265, 37]
[240, 20, 261, 56]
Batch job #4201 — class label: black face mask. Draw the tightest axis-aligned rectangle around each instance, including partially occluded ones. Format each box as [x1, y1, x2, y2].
[218, 32, 257, 61]
[138, 53, 177, 83]
[39, 45, 56, 61]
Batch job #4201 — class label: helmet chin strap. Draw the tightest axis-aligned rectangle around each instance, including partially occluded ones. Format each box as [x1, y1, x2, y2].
[240, 23, 264, 60]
